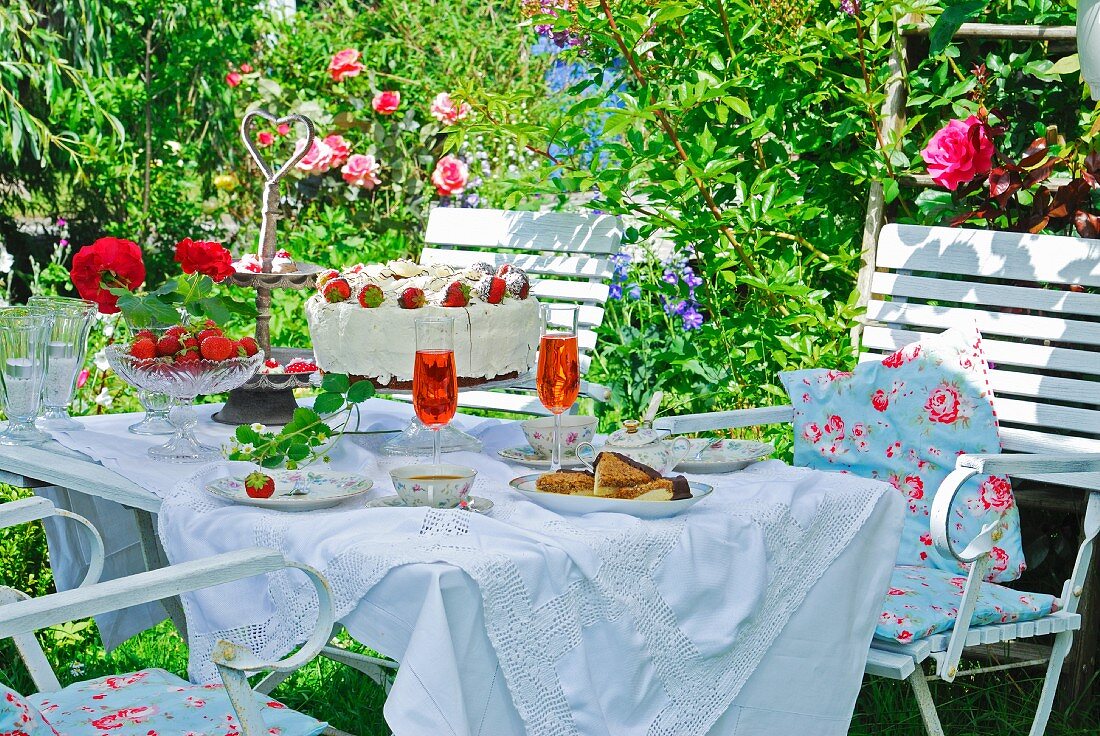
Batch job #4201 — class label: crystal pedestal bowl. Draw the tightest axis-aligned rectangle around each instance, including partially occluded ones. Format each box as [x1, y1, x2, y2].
[107, 346, 262, 463]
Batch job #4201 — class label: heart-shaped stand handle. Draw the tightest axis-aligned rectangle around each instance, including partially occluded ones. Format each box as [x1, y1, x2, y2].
[240, 110, 316, 261]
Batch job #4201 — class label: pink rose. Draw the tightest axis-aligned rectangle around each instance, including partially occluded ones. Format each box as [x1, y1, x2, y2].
[925, 383, 962, 424]
[801, 422, 822, 444]
[341, 154, 382, 189]
[431, 154, 469, 195]
[903, 474, 924, 500]
[277, 123, 291, 136]
[871, 389, 889, 412]
[373, 90, 401, 115]
[988, 546, 1009, 575]
[430, 92, 472, 125]
[257, 131, 274, 148]
[920, 115, 994, 191]
[328, 48, 365, 82]
[979, 475, 1014, 512]
[225, 71, 242, 88]
[887, 588, 906, 596]
[239, 62, 253, 74]
[295, 138, 334, 175]
[323, 134, 351, 168]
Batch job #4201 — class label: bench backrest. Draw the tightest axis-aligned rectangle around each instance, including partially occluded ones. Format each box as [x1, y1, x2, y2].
[863, 224, 1100, 490]
[420, 207, 622, 413]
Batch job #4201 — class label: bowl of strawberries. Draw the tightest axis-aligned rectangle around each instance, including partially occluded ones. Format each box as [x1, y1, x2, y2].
[107, 320, 263, 463]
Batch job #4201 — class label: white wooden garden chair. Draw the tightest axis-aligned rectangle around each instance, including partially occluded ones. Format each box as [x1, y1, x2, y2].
[0, 498, 342, 736]
[415, 207, 618, 415]
[653, 224, 1100, 736]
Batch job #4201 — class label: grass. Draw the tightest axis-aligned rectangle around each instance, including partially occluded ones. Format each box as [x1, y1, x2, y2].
[2, 621, 1096, 735]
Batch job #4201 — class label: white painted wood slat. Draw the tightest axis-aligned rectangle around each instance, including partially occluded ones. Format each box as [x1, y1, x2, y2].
[865, 300, 1100, 348]
[877, 224, 1100, 287]
[921, 611, 1081, 654]
[861, 326, 1100, 378]
[425, 208, 623, 255]
[530, 279, 610, 305]
[871, 272, 1100, 318]
[420, 247, 612, 281]
[994, 397, 1100, 436]
[864, 647, 918, 679]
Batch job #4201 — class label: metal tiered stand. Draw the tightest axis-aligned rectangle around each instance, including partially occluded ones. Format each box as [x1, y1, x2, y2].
[212, 110, 321, 425]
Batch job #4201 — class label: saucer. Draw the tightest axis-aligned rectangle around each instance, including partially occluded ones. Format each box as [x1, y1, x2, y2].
[497, 445, 585, 469]
[364, 495, 494, 513]
[206, 470, 373, 511]
[674, 439, 775, 474]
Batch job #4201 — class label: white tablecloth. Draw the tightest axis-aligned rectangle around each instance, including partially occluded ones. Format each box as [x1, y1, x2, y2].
[48, 400, 903, 735]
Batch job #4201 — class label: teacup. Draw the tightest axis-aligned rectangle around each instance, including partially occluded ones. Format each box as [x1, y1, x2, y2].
[389, 464, 477, 509]
[521, 415, 597, 458]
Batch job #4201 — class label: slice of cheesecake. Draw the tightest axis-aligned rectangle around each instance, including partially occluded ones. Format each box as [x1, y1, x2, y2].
[592, 452, 662, 497]
[611, 475, 693, 501]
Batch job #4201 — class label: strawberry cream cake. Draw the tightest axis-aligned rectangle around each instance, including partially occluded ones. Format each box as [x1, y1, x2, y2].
[305, 259, 539, 388]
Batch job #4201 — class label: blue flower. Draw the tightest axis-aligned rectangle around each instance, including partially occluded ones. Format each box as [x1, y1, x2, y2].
[663, 298, 687, 316]
[681, 305, 704, 330]
[682, 268, 702, 289]
[661, 268, 679, 285]
[608, 283, 623, 300]
[627, 283, 641, 300]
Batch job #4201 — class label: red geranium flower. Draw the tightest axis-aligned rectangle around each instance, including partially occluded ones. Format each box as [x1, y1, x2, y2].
[174, 238, 234, 282]
[70, 237, 146, 314]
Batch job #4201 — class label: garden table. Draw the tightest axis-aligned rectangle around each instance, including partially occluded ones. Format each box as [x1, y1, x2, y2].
[5, 400, 905, 735]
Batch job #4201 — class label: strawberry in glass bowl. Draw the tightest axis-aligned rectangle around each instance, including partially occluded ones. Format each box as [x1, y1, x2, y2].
[107, 321, 262, 462]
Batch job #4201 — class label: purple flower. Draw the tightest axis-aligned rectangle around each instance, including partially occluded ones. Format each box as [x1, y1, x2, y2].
[682, 268, 702, 289]
[661, 268, 678, 285]
[464, 193, 481, 208]
[608, 283, 623, 300]
[840, 0, 860, 16]
[681, 305, 704, 330]
[56, 218, 67, 227]
[626, 283, 641, 300]
[663, 298, 687, 316]
[59, 238, 69, 247]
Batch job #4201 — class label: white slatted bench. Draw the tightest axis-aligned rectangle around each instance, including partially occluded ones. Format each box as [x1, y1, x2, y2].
[655, 224, 1100, 736]
[410, 207, 620, 415]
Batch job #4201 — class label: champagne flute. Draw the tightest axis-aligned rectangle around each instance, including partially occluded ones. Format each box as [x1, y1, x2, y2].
[413, 317, 458, 466]
[536, 304, 580, 471]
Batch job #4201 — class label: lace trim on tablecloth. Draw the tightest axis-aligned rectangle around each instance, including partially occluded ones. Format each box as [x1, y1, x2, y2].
[166, 464, 886, 736]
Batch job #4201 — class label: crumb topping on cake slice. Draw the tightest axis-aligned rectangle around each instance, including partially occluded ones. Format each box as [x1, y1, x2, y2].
[535, 470, 595, 495]
[592, 451, 662, 497]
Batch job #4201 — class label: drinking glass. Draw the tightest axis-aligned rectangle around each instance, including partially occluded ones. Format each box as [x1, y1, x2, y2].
[413, 317, 458, 466]
[0, 307, 54, 445]
[122, 319, 175, 435]
[536, 304, 580, 471]
[28, 295, 97, 431]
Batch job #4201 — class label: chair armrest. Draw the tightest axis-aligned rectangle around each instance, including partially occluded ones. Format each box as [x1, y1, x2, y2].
[653, 405, 794, 435]
[0, 498, 104, 587]
[0, 547, 286, 638]
[929, 468, 1000, 564]
[957, 453, 1100, 476]
[581, 380, 611, 403]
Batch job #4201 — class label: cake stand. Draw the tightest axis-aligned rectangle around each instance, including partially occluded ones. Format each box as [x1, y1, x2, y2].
[212, 110, 322, 426]
[374, 370, 536, 456]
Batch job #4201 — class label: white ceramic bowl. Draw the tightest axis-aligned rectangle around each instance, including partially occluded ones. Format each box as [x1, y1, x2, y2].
[520, 415, 597, 458]
[389, 464, 477, 509]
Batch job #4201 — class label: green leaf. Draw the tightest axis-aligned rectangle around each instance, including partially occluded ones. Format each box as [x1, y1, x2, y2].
[313, 391, 345, 415]
[235, 426, 260, 445]
[1049, 54, 1080, 76]
[346, 380, 376, 403]
[929, 1, 988, 56]
[321, 373, 350, 393]
[287, 443, 310, 462]
[882, 179, 900, 204]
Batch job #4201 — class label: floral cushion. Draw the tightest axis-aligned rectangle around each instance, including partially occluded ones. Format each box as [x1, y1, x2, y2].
[25, 669, 326, 736]
[877, 565, 1057, 644]
[779, 326, 1025, 583]
[0, 682, 60, 735]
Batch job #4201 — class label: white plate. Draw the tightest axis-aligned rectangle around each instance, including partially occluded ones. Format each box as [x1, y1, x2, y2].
[206, 470, 373, 511]
[509, 474, 712, 519]
[674, 439, 774, 474]
[497, 445, 585, 469]
[364, 495, 494, 513]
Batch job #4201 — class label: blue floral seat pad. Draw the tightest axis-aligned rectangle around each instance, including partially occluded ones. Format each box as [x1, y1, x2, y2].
[25, 668, 326, 736]
[876, 565, 1058, 644]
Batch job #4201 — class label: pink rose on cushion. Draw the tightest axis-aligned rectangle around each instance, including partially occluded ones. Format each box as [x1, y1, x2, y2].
[920, 116, 994, 191]
[925, 382, 962, 424]
[431, 154, 469, 195]
[323, 134, 351, 168]
[342, 154, 382, 189]
[257, 131, 274, 147]
[979, 475, 1014, 512]
[225, 71, 242, 88]
[801, 422, 822, 444]
[871, 389, 889, 412]
[988, 546, 1010, 575]
[328, 48, 365, 82]
[430, 92, 471, 125]
[295, 138, 334, 175]
[903, 474, 924, 500]
[373, 90, 401, 115]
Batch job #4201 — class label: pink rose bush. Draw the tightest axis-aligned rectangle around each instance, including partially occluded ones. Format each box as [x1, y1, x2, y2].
[430, 92, 472, 125]
[329, 49, 365, 82]
[342, 154, 382, 189]
[431, 154, 470, 195]
[295, 137, 335, 175]
[257, 131, 274, 147]
[920, 115, 994, 191]
[323, 134, 350, 168]
[225, 71, 242, 88]
[373, 90, 401, 115]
